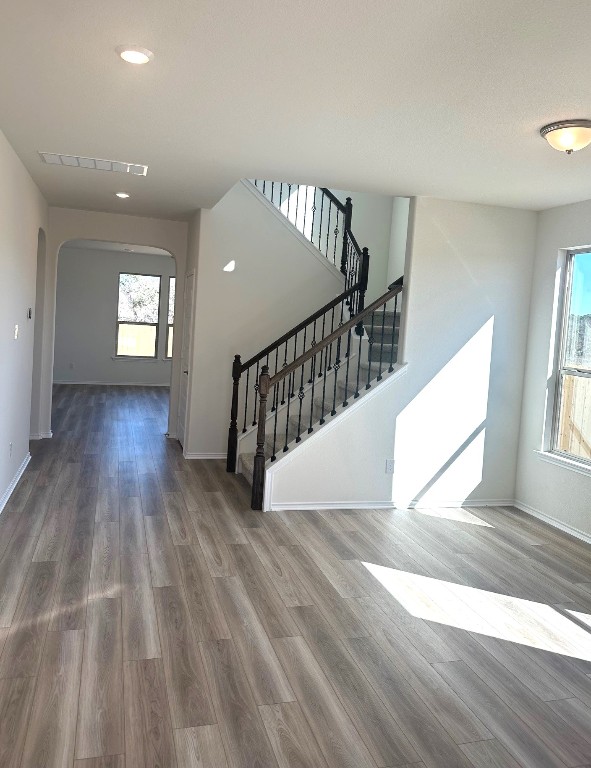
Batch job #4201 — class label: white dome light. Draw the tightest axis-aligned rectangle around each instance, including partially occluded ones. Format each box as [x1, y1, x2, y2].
[116, 192, 130, 199]
[540, 120, 591, 154]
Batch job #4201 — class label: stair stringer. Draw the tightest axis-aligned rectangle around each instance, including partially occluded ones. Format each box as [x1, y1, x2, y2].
[261, 363, 408, 511]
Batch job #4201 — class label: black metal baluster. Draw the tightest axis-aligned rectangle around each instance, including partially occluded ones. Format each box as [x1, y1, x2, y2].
[343, 329, 352, 406]
[283, 372, 293, 451]
[290, 333, 298, 397]
[262, 180, 266, 194]
[252, 361, 259, 425]
[333, 210, 340, 265]
[389, 294, 399, 372]
[280, 342, 289, 405]
[271, 181, 275, 206]
[319, 345, 330, 424]
[366, 311, 375, 390]
[242, 368, 250, 432]
[308, 320, 317, 383]
[274, 347, 279, 379]
[355, 328, 363, 398]
[286, 183, 292, 221]
[308, 353, 317, 433]
[300, 327, 307, 392]
[296, 373, 305, 443]
[331, 336, 342, 416]
[303, 185, 309, 237]
[318, 313, 326, 378]
[271, 384, 279, 460]
[327, 307, 336, 371]
[377, 303, 387, 381]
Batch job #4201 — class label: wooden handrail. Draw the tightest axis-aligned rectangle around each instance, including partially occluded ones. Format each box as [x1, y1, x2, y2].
[240, 282, 360, 372]
[268, 281, 403, 388]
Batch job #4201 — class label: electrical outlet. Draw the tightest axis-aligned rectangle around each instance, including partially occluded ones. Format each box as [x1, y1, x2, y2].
[385, 459, 395, 474]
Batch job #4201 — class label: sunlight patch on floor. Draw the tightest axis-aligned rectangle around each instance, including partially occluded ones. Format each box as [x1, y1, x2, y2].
[363, 562, 591, 661]
[411, 507, 492, 527]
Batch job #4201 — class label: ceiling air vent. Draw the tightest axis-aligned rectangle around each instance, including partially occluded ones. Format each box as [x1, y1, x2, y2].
[39, 152, 148, 176]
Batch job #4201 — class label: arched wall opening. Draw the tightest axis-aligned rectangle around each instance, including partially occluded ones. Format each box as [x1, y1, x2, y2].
[36, 207, 189, 443]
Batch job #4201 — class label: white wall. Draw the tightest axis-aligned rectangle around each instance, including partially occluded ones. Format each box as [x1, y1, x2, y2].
[332, 188, 395, 302]
[269, 197, 537, 509]
[516, 199, 591, 538]
[186, 180, 345, 456]
[0, 129, 47, 505]
[54, 246, 175, 386]
[37, 208, 188, 438]
[388, 197, 411, 286]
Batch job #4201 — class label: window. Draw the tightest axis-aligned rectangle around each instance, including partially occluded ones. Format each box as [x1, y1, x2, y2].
[166, 276, 175, 358]
[116, 273, 161, 357]
[553, 250, 591, 463]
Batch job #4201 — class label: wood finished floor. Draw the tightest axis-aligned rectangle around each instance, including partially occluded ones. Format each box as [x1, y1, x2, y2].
[0, 384, 591, 767]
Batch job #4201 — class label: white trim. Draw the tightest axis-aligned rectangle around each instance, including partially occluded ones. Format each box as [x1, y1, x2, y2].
[534, 449, 591, 478]
[240, 180, 346, 284]
[394, 498, 515, 509]
[269, 500, 395, 511]
[53, 380, 171, 387]
[0, 453, 32, 515]
[514, 499, 591, 545]
[183, 452, 226, 460]
[263, 364, 408, 510]
[29, 431, 53, 440]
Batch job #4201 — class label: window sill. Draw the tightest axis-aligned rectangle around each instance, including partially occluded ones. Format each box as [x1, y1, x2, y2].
[111, 356, 162, 362]
[534, 450, 591, 478]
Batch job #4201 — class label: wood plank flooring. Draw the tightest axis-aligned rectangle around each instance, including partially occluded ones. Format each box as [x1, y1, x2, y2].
[0, 383, 591, 766]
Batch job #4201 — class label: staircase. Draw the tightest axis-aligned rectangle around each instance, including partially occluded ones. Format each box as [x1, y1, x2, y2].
[227, 181, 403, 509]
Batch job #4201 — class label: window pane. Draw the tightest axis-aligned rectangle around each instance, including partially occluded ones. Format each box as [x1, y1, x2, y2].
[168, 277, 176, 325]
[118, 274, 161, 323]
[565, 252, 591, 371]
[117, 323, 157, 357]
[556, 374, 591, 461]
[167, 326, 174, 358]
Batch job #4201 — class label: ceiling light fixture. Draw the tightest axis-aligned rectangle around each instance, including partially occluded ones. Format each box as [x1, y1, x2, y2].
[116, 192, 130, 199]
[540, 120, 591, 154]
[116, 46, 154, 65]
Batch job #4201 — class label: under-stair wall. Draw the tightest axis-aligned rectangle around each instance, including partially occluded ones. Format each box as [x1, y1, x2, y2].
[185, 180, 344, 458]
[266, 197, 538, 511]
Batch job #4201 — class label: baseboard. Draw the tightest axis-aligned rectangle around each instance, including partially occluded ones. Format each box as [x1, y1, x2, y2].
[29, 431, 53, 440]
[0, 453, 32, 516]
[514, 500, 591, 545]
[183, 453, 226, 460]
[397, 498, 515, 509]
[269, 500, 395, 512]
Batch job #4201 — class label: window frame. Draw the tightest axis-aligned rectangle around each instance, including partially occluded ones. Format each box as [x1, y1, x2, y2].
[551, 248, 591, 467]
[165, 275, 175, 360]
[115, 271, 162, 360]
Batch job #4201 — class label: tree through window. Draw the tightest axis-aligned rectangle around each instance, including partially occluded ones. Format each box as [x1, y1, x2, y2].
[116, 273, 161, 357]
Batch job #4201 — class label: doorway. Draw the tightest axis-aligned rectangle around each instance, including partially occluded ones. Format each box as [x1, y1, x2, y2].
[53, 239, 177, 435]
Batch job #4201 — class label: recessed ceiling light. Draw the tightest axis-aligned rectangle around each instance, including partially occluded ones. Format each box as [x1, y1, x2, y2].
[116, 192, 130, 199]
[116, 46, 154, 65]
[223, 260, 236, 272]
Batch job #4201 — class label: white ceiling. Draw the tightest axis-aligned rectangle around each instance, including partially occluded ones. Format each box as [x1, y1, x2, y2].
[2, 0, 591, 219]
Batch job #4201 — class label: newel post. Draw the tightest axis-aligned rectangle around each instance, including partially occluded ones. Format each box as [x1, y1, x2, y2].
[226, 355, 242, 472]
[340, 197, 353, 276]
[251, 365, 270, 510]
[356, 247, 370, 335]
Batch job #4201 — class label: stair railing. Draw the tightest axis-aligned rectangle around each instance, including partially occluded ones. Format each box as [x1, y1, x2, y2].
[251, 278, 404, 509]
[226, 247, 370, 473]
[252, 181, 355, 278]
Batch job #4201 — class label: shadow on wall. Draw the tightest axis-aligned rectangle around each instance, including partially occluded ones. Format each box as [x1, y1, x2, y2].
[392, 317, 494, 507]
